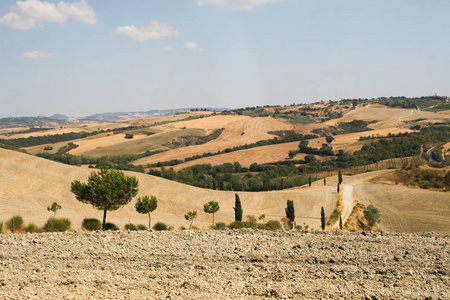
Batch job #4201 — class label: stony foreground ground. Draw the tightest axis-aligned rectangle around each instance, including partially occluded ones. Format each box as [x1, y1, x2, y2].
[0, 230, 448, 299]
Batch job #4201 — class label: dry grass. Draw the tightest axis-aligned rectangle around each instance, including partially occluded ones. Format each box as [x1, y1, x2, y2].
[0, 148, 335, 230]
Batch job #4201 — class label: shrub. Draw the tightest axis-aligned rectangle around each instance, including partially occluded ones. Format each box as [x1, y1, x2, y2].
[153, 222, 168, 231]
[213, 222, 226, 230]
[0, 222, 3, 234]
[44, 218, 71, 232]
[228, 221, 246, 229]
[295, 225, 303, 230]
[125, 223, 137, 231]
[105, 222, 119, 231]
[137, 224, 148, 231]
[6, 215, 24, 233]
[257, 223, 268, 230]
[82, 218, 102, 231]
[25, 223, 39, 233]
[191, 225, 200, 230]
[265, 220, 282, 231]
[245, 215, 257, 229]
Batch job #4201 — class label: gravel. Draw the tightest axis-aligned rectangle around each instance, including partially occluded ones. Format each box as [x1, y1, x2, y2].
[0, 230, 448, 299]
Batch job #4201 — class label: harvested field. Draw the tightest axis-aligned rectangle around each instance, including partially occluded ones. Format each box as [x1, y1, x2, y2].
[322, 106, 450, 129]
[0, 230, 448, 299]
[172, 142, 302, 170]
[71, 128, 206, 157]
[353, 183, 450, 233]
[133, 116, 292, 166]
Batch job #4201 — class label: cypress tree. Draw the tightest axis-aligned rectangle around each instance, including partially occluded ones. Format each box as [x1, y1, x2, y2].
[234, 193, 243, 222]
[323, 177, 326, 186]
[308, 176, 312, 187]
[321, 207, 325, 231]
[337, 183, 340, 193]
[339, 216, 343, 230]
[285, 200, 295, 229]
[338, 169, 343, 185]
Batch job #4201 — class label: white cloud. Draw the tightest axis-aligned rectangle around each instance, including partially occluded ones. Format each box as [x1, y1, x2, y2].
[0, 0, 97, 30]
[184, 42, 203, 52]
[115, 21, 179, 42]
[58, 0, 97, 25]
[22, 50, 55, 58]
[196, 0, 282, 10]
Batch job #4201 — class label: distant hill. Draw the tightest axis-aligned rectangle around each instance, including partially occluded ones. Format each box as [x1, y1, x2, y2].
[0, 116, 67, 129]
[49, 114, 70, 121]
[0, 108, 230, 128]
[81, 108, 229, 122]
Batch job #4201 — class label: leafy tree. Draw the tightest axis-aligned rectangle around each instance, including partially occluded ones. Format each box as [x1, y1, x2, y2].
[234, 193, 243, 222]
[321, 207, 326, 230]
[203, 201, 220, 228]
[125, 133, 134, 139]
[47, 202, 61, 217]
[364, 205, 381, 230]
[288, 150, 297, 159]
[184, 211, 197, 230]
[259, 214, 266, 222]
[135, 195, 157, 229]
[71, 167, 139, 230]
[338, 169, 343, 184]
[285, 200, 295, 229]
[326, 136, 334, 143]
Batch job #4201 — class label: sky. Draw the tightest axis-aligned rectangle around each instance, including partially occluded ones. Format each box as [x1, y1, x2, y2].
[0, 0, 449, 118]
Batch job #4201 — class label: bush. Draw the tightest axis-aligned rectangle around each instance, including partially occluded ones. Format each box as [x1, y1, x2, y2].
[213, 222, 226, 230]
[82, 218, 102, 231]
[25, 223, 39, 233]
[153, 222, 168, 231]
[0, 222, 3, 234]
[191, 225, 200, 230]
[227, 221, 246, 229]
[105, 222, 119, 231]
[44, 218, 71, 232]
[257, 223, 268, 230]
[125, 223, 137, 231]
[265, 220, 282, 231]
[6, 215, 24, 233]
[137, 224, 148, 231]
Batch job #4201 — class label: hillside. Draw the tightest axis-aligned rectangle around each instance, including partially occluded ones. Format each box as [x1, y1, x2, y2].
[1, 148, 449, 233]
[0, 148, 335, 230]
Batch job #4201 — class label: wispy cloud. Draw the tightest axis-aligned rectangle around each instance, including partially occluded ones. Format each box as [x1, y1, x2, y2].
[0, 0, 97, 30]
[184, 42, 203, 52]
[196, 0, 282, 10]
[115, 21, 179, 42]
[22, 50, 55, 59]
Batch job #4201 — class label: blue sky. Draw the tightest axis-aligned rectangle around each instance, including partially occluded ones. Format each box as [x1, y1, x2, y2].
[0, 0, 449, 118]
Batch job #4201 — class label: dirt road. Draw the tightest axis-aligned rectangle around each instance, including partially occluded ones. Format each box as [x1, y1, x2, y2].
[332, 184, 354, 229]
